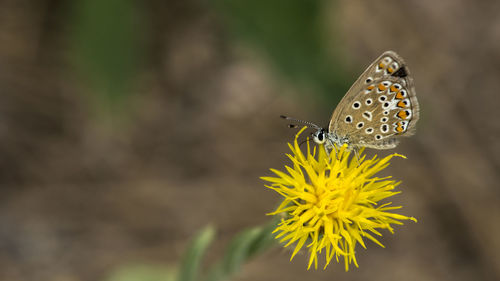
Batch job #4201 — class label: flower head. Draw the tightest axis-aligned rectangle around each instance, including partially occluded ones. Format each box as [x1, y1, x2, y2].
[262, 127, 416, 271]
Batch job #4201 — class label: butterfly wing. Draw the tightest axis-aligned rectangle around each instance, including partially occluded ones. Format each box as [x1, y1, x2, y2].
[329, 51, 419, 149]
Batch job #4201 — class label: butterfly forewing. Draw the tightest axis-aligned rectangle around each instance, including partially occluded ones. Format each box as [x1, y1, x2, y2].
[328, 51, 419, 149]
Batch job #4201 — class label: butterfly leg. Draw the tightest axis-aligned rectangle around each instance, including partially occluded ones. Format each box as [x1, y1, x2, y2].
[353, 148, 361, 167]
[332, 144, 339, 160]
[325, 140, 339, 160]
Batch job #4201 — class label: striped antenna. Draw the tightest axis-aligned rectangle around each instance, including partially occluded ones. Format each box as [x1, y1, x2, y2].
[280, 115, 321, 130]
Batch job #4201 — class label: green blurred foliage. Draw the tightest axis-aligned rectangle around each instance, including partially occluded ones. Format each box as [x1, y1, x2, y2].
[106, 265, 176, 281]
[70, 0, 144, 111]
[69, 0, 350, 113]
[105, 220, 278, 281]
[204, 219, 277, 281]
[178, 225, 216, 281]
[213, 0, 350, 104]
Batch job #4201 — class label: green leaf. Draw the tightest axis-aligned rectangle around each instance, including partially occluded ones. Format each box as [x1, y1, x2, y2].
[245, 218, 279, 257]
[205, 218, 278, 281]
[222, 228, 262, 273]
[178, 225, 216, 281]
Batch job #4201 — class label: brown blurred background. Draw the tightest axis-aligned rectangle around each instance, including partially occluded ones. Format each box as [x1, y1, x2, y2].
[1, 0, 499, 280]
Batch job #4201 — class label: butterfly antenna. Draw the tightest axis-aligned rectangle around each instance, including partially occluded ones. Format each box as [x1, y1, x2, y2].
[280, 115, 321, 129]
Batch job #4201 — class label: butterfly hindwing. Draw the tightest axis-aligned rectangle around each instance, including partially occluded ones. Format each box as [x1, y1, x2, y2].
[328, 51, 419, 149]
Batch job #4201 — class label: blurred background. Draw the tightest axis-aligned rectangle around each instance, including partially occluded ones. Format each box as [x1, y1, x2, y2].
[0, 0, 499, 280]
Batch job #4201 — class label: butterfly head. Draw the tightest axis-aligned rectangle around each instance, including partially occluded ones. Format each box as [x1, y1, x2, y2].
[312, 128, 327, 145]
[280, 115, 332, 146]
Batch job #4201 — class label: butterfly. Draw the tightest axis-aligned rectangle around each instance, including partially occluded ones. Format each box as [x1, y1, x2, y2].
[282, 51, 419, 154]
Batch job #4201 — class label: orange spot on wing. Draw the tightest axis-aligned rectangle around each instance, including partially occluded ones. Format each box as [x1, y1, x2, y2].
[378, 62, 385, 68]
[395, 91, 405, 99]
[397, 100, 407, 108]
[367, 85, 375, 90]
[378, 83, 387, 91]
[387, 67, 394, 73]
[390, 85, 398, 93]
[397, 110, 409, 119]
[396, 122, 405, 132]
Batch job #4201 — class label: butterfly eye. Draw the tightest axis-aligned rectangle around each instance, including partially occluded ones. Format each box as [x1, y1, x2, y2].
[313, 130, 326, 144]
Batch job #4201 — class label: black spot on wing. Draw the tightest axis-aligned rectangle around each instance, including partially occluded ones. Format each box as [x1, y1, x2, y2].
[392, 66, 408, 78]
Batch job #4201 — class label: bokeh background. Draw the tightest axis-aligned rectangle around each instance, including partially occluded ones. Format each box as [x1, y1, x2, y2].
[1, 0, 499, 280]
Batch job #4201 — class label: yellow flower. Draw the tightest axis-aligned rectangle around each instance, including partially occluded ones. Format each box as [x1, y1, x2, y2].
[262, 127, 416, 271]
